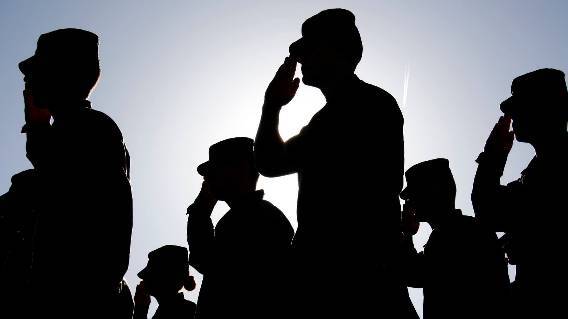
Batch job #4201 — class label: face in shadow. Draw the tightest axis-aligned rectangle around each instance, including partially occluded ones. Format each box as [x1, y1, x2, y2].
[21, 58, 99, 111]
[403, 193, 433, 224]
[402, 184, 455, 224]
[288, 9, 362, 90]
[204, 160, 257, 202]
[508, 96, 566, 144]
[290, 40, 354, 88]
[142, 274, 184, 299]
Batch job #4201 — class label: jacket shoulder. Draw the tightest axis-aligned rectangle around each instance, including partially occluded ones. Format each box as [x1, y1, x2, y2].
[360, 81, 399, 105]
[258, 200, 293, 230]
[359, 81, 403, 120]
[79, 108, 124, 141]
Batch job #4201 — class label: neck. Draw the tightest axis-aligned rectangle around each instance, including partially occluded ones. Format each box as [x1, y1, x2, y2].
[533, 131, 568, 159]
[225, 188, 257, 208]
[428, 206, 457, 230]
[48, 98, 89, 119]
[320, 73, 358, 101]
[156, 292, 181, 305]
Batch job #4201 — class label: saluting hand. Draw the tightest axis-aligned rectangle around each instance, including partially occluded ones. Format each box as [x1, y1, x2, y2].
[484, 115, 514, 157]
[23, 90, 51, 127]
[134, 281, 151, 312]
[193, 180, 217, 213]
[264, 57, 300, 111]
[401, 203, 420, 236]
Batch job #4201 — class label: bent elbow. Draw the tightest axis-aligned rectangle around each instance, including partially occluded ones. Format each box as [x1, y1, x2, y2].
[254, 151, 279, 177]
[256, 165, 283, 178]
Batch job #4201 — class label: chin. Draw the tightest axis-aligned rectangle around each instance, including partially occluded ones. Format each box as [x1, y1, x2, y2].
[301, 75, 322, 88]
[301, 77, 313, 86]
[512, 129, 530, 143]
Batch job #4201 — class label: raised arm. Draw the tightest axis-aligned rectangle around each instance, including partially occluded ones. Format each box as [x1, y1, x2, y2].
[472, 116, 516, 231]
[187, 181, 217, 275]
[255, 57, 300, 177]
[399, 205, 425, 288]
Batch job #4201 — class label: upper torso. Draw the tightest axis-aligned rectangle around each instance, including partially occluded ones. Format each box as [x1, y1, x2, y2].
[288, 77, 404, 259]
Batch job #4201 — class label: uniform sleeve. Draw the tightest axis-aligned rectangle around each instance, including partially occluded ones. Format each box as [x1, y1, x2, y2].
[284, 124, 310, 171]
[399, 234, 426, 288]
[187, 202, 216, 275]
[472, 152, 520, 232]
[25, 124, 53, 170]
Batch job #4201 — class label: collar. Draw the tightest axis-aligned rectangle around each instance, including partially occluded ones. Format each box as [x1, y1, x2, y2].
[431, 209, 464, 230]
[157, 292, 185, 307]
[322, 74, 361, 102]
[52, 99, 92, 122]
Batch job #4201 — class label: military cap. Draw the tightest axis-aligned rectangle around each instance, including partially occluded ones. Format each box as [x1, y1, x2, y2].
[197, 137, 255, 176]
[138, 245, 189, 280]
[500, 68, 567, 118]
[289, 8, 362, 64]
[19, 28, 99, 75]
[400, 158, 455, 200]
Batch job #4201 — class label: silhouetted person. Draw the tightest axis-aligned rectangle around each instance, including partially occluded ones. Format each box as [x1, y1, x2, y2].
[400, 158, 510, 319]
[134, 245, 197, 319]
[472, 68, 568, 317]
[18, 28, 133, 318]
[255, 8, 408, 318]
[187, 137, 293, 319]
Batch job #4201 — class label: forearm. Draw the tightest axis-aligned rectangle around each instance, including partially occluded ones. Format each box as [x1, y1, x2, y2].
[24, 125, 52, 170]
[400, 234, 425, 288]
[472, 152, 511, 230]
[186, 199, 215, 274]
[255, 106, 291, 177]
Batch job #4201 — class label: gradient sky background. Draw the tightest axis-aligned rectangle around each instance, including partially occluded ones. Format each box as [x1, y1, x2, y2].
[1, 0, 567, 317]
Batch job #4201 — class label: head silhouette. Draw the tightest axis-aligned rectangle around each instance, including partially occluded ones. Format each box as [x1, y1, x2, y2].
[500, 68, 568, 145]
[400, 158, 456, 224]
[19, 28, 100, 113]
[289, 8, 362, 88]
[197, 137, 259, 202]
[138, 245, 195, 299]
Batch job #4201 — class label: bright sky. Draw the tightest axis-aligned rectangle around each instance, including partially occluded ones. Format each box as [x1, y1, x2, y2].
[1, 1, 567, 317]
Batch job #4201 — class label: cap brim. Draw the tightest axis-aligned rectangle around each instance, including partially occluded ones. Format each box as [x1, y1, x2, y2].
[197, 161, 210, 176]
[289, 38, 304, 60]
[18, 56, 34, 75]
[500, 96, 514, 114]
[138, 266, 150, 279]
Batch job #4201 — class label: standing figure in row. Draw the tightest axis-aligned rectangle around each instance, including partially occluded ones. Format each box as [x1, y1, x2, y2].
[17, 28, 133, 318]
[255, 8, 413, 318]
[400, 158, 510, 319]
[187, 137, 294, 319]
[472, 68, 568, 318]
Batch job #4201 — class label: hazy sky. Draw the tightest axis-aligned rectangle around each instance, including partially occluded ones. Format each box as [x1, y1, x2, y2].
[1, 0, 567, 317]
